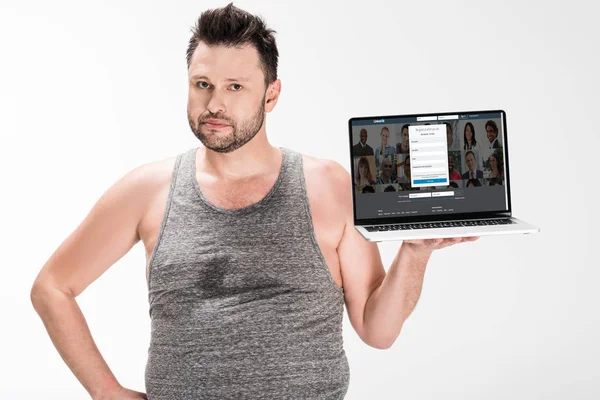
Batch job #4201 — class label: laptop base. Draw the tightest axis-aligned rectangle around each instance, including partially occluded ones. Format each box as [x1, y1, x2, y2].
[355, 217, 539, 242]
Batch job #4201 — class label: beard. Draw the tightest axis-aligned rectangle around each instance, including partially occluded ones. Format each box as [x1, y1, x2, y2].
[188, 94, 266, 154]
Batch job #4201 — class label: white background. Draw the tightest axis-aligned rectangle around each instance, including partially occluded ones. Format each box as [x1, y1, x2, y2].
[1, 0, 598, 398]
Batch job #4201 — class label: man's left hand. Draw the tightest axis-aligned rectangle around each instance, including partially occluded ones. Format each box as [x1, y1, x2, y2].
[403, 236, 480, 256]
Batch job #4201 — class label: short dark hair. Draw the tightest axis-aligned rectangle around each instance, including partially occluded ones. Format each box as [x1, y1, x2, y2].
[362, 185, 375, 193]
[401, 124, 410, 132]
[466, 179, 482, 187]
[444, 122, 452, 132]
[485, 120, 498, 133]
[360, 128, 367, 135]
[186, 3, 279, 86]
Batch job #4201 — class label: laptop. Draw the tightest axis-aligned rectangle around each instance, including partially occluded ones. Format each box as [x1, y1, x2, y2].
[348, 109, 539, 241]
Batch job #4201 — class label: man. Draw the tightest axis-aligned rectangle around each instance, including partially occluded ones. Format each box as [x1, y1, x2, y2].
[397, 156, 411, 184]
[395, 123, 410, 153]
[485, 120, 500, 149]
[461, 150, 484, 179]
[352, 128, 374, 156]
[376, 157, 396, 184]
[30, 4, 477, 399]
[396, 156, 421, 191]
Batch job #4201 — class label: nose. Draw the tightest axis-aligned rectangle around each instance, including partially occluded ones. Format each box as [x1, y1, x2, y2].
[206, 91, 227, 115]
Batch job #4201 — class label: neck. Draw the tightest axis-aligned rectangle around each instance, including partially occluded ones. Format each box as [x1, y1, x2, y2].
[197, 130, 280, 181]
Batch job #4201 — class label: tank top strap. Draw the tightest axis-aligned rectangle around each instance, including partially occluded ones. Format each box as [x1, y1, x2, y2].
[171, 147, 200, 205]
[271, 146, 302, 197]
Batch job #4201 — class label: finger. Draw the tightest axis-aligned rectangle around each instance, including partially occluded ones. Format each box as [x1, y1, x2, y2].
[440, 238, 462, 247]
[404, 239, 426, 245]
[410, 239, 439, 247]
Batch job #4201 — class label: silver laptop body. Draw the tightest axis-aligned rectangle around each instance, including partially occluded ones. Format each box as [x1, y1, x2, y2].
[349, 109, 539, 242]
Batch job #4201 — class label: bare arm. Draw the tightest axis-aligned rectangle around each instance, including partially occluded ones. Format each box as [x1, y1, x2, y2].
[362, 238, 478, 349]
[30, 161, 169, 399]
[361, 243, 433, 348]
[330, 159, 478, 349]
[30, 285, 122, 398]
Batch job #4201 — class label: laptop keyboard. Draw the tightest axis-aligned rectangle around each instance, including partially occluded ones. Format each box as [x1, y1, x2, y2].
[364, 218, 515, 232]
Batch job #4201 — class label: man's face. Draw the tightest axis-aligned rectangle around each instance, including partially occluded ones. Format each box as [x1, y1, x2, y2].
[360, 131, 367, 144]
[402, 128, 409, 147]
[466, 153, 475, 171]
[381, 159, 393, 177]
[404, 158, 411, 178]
[187, 42, 278, 153]
[446, 125, 453, 148]
[486, 125, 498, 143]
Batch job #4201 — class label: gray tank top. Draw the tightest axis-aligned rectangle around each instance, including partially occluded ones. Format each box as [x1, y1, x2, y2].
[145, 146, 350, 399]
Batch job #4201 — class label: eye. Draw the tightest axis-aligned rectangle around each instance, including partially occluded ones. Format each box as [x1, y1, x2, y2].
[196, 81, 210, 89]
[230, 84, 243, 91]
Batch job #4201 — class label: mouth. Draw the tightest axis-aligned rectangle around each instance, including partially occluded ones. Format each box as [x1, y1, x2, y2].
[202, 121, 231, 129]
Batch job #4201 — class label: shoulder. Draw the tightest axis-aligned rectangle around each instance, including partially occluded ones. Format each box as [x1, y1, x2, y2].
[300, 152, 350, 189]
[126, 154, 180, 193]
[299, 152, 353, 226]
[300, 153, 352, 208]
[113, 153, 181, 218]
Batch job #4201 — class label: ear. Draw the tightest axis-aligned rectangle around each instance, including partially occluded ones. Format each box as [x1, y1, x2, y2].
[264, 79, 281, 113]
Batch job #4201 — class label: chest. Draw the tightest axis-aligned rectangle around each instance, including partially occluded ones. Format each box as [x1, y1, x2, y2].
[200, 178, 276, 210]
[138, 156, 345, 288]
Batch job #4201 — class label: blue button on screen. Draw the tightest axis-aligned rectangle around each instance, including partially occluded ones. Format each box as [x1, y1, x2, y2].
[414, 178, 448, 184]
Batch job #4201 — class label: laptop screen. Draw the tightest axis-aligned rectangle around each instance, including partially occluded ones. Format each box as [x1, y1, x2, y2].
[349, 110, 510, 222]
